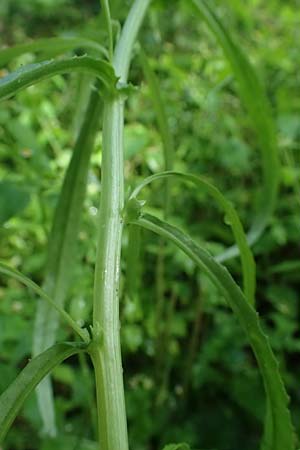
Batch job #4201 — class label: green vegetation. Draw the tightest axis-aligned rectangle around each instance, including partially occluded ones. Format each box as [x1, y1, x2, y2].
[0, 1, 299, 449]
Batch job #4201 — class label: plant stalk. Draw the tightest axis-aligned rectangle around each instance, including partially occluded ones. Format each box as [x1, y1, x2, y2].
[91, 2, 151, 449]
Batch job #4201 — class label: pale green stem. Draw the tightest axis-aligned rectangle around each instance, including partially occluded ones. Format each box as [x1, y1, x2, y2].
[92, 97, 126, 450]
[91, 2, 151, 450]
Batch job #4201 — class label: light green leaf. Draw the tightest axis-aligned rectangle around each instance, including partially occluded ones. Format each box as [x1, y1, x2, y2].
[32, 85, 102, 435]
[0, 342, 87, 443]
[134, 213, 295, 450]
[0, 36, 108, 67]
[0, 56, 117, 101]
[129, 170, 256, 305]
[192, 0, 280, 262]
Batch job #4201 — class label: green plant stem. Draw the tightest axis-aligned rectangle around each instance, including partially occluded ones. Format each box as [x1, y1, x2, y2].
[92, 96, 127, 450]
[91, 2, 151, 450]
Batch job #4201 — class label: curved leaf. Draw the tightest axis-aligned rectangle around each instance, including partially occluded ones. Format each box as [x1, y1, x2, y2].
[192, 0, 280, 262]
[0, 261, 89, 343]
[134, 213, 295, 450]
[0, 342, 87, 443]
[129, 170, 255, 305]
[0, 36, 108, 67]
[0, 56, 117, 101]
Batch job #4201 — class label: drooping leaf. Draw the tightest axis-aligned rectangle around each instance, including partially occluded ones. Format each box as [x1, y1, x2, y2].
[134, 213, 295, 450]
[0, 36, 108, 67]
[0, 342, 87, 443]
[192, 0, 280, 262]
[129, 170, 255, 305]
[0, 56, 117, 101]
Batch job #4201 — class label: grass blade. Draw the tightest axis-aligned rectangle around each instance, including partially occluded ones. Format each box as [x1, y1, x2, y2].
[0, 36, 108, 67]
[134, 213, 295, 450]
[129, 170, 256, 305]
[192, 0, 280, 262]
[0, 261, 89, 343]
[0, 56, 117, 101]
[32, 85, 102, 436]
[0, 342, 87, 443]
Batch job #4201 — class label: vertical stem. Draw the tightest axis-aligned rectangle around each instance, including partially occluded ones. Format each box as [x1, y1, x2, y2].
[91, 2, 151, 450]
[92, 96, 126, 450]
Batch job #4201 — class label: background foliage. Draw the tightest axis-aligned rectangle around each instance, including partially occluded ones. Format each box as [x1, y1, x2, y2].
[0, 1, 299, 449]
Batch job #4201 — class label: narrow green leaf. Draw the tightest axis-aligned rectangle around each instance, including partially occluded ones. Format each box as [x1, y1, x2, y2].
[0, 261, 89, 343]
[0, 56, 117, 101]
[0, 342, 87, 443]
[192, 0, 280, 262]
[130, 170, 256, 305]
[134, 213, 295, 450]
[0, 36, 108, 67]
[32, 85, 102, 436]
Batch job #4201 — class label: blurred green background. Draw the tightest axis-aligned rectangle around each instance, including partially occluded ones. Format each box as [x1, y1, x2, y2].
[0, 1, 300, 449]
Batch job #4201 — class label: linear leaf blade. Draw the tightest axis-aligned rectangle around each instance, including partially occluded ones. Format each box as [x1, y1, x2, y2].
[0, 342, 86, 443]
[32, 85, 102, 435]
[192, 0, 280, 261]
[134, 213, 295, 450]
[0, 56, 117, 101]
